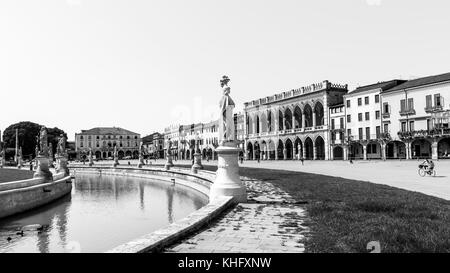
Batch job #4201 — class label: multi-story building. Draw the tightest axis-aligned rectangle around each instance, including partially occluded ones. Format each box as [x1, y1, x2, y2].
[142, 132, 165, 159]
[234, 112, 245, 155]
[243, 80, 348, 160]
[75, 127, 141, 160]
[344, 80, 406, 160]
[328, 104, 346, 160]
[381, 72, 450, 160]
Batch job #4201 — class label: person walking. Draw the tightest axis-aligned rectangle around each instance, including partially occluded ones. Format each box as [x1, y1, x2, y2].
[300, 156, 304, 166]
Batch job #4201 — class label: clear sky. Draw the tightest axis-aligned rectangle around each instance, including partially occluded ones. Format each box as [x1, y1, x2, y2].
[1, 0, 450, 140]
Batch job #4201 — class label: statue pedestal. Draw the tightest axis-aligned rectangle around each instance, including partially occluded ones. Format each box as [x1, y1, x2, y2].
[210, 141, 247, 203]
[34, 156, 53, 181]
[17, 157, 23, 169]
[164, 154, 174, 170]
[113, 157, 119, 168]
[137, 156, 145, 168]
[191, 152, 203, 173]
[56, 155, 70, 176]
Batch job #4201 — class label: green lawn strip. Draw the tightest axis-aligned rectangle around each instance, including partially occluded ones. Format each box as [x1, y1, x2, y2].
[175, 164, 450, 253]
[0, 169, 34, 183]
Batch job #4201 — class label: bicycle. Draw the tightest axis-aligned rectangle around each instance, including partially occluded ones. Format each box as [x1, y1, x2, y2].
[418, 164, 436, 177]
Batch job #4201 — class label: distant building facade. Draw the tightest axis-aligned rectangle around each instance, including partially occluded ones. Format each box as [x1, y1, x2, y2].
[381, 73, 450, 160]
[243, 80, 348, 160]
[344, 80, 406, 160]
[75, 127, 141, 159]
[142, 132, 164, 159]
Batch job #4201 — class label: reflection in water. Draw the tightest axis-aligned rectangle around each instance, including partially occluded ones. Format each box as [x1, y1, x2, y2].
[139, 182, 145, 211]
[167, 185, 174, 224]
[0, 174, 208, 253]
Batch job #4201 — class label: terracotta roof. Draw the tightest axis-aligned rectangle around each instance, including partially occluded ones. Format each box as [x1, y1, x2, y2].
[348, 79, 406, 95]
[382, 72, 450, 93]
[79, 127, 139, 135]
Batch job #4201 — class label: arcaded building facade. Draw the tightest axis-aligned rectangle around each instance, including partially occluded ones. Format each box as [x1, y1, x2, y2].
[243, 80, 348, 160]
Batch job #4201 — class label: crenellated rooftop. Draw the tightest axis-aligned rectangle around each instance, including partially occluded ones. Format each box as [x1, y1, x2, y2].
[244, 80, 348, 108]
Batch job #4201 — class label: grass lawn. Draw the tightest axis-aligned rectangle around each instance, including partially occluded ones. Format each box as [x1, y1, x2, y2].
[0, 168, 34, 183]
[176, 164, 450, 253]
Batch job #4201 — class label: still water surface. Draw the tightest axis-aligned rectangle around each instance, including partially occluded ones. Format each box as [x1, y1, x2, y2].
[0, 174, 208, 253]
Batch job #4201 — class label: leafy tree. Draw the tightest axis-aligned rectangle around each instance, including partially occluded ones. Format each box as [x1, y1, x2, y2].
[2, 121, 67, 159]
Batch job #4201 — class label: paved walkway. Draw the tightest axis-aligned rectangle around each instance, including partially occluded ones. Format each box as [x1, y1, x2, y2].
[165, 177, 309, 253]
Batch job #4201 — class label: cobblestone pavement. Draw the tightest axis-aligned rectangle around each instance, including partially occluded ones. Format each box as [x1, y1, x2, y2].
[165, 177, 309, 253]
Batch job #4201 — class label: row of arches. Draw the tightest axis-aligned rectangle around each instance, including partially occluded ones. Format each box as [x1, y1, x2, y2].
[331, 137, 450, 160]
[246, 136, 326, 160]
[247, 102, 325, 134]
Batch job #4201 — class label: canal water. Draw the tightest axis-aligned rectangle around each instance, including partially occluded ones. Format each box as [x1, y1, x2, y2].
[0, 173, 208, 253]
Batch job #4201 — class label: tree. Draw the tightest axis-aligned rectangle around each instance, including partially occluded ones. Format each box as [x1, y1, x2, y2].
[2, 121, 67, 158]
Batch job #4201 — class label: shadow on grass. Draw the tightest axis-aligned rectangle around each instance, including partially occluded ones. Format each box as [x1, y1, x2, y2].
[174, 163, 450, 253]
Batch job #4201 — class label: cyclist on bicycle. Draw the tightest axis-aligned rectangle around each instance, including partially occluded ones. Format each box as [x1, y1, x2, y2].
[421, 159, 435, 173]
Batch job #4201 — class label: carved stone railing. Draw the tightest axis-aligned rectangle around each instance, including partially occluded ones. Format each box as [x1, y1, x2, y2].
[305, 127, 313, 132]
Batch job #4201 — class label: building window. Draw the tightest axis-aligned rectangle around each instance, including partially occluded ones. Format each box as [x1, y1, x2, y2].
[408, 98, 414, 111]
[365, 96, 369, 105]
[347, 115, 351, 123]
[384, 124, 389, 133]
[331, 119, 335, 130]
[358, 98, 362, 106]
[80, 142, 84, 148]
[365, 112, 370, 121]
[358, 113, 363, 122]
[409, 121, 415, 131]
[400, 99, 406, 112]
[346, 100, 351, 108]
[365, 127, 370, 140]
[347, 129, 352, 138]
[340, 118, 344, 129]
[435, 93, 442, 107]
[367, 143, 377, 154]
[375, 110, 380, 119]
[358, 128, 363, 140]
[383, 103, 390, 114]
[375, 95, 380, 103]
[401, 122, 407, 132]
[376, 126, 381, 138]
[426, 95, 432, 109]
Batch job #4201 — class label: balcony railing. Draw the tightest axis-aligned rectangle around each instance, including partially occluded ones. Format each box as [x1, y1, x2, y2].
[425, 105, 443, 113]
[382, 112, 390, 118]
[399, 108, 416, 116]
[398, 128, 450, 139]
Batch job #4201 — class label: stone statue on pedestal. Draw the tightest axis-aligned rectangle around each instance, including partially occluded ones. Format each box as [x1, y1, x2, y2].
[57, 134, 67, 156]
[137, 142, 145, 168]
[38, 126, 49, 157]
[34, 126, 53, 181]
[210, 75, 247, 203]
[219, 75, 236, 145]
[164, 138, 174, 170]
[113, 146, 119, 167]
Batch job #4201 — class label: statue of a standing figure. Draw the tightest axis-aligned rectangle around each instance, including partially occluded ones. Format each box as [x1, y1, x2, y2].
[57, 134, 67, 156]
[166, 139, 172, 156]
[219, 75, 235, 144]
[39, 126, 49, 156]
